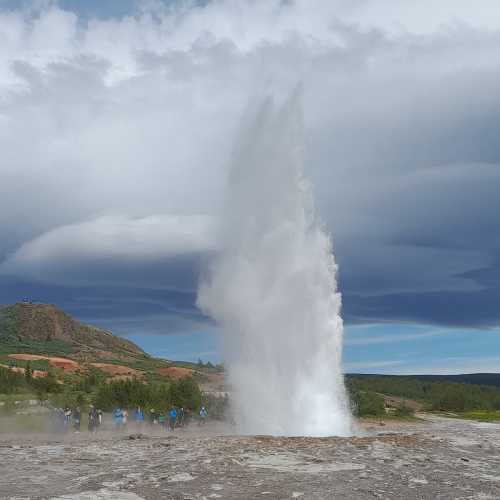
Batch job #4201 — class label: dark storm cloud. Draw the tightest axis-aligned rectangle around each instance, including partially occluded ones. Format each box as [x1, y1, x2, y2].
[1, 1, 500, 332]
[0, 274, 206, 336]
[344, 286, 500, 328]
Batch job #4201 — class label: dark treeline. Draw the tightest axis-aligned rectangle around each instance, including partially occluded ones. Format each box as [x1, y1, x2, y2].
[93, 377, 202, 411]
[401, 373, 500, 389]
[346, 375, 500, 413]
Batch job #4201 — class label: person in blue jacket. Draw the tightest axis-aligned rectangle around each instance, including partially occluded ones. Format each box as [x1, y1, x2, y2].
[169, 406, 177, 431]
[134, 406, 145, 430]
[113, 407, 124, 430]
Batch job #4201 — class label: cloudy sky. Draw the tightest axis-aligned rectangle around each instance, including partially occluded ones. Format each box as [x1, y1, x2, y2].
[1, 0, 499, 373]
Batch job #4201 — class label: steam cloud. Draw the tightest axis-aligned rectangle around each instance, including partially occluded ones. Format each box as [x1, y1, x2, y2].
[198, 94, 352, 436]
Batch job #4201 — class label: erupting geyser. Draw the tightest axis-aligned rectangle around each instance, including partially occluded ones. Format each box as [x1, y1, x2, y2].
[197, 94, 352, 436]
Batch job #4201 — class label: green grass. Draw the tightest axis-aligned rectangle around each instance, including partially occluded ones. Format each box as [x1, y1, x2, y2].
[0, 339, 74, 356]
[0, 356, 51, 371]
[126, 357, 170, 371]
[172, 360, 223, 374]
[460, 410, 500, 422]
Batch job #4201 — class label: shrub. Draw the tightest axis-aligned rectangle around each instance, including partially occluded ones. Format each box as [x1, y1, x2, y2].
[92, 376, 202, 412]
[0, 366, 26, 394]
[393, 403, 414, 417]
[350, 389, 385, 417]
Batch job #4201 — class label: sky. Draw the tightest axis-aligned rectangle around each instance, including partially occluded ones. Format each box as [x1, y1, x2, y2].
[0, 0, 499, 373]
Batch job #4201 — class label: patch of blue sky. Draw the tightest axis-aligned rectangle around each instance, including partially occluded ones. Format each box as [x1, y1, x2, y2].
[127, 329, 221, 364]
[343, 323, 500, 375]
[0, 0, 135, 18]
[0, 0, 206, 19]
[124, 322, 500, 374]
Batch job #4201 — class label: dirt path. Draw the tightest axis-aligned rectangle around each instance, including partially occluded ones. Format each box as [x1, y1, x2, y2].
[0, 415, 499, 499]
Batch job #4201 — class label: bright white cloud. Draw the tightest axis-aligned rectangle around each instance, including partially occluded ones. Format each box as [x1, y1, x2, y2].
[0, 214, 217, 283]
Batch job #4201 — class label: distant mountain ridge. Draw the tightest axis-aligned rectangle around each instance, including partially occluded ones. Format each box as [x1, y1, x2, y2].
[0, 302, 147, 362]
[406, 373, 500, 389]
[348, 373, 500, 389]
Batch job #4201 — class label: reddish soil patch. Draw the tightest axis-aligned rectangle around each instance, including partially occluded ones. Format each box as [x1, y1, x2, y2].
[8, 354, 81, 372]
[0, 363, 47, 378]
[157, 366, 195, 380]
[91, 363, 144, 379]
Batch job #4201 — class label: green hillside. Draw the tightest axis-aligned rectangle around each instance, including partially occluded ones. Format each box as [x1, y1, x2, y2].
[0, 301, 224, 384]
[0, 302, 148, 361]
[346, 374, 500, 419]
[0, 303, 218, 418]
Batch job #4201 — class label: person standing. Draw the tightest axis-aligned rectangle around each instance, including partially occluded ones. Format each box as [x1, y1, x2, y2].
[149, 408, 157, 425]
[169, 407, 177, 431]
[178, 407, 185, 427]
[88, 405, 99, 433]
[63, 407, 72, 432]
[134, 406, 145, 431]
[158, 412, 166, 430]
[73, 407, 81, 432]
[198, 406, 208, 426]
[113, 407, 123, 430]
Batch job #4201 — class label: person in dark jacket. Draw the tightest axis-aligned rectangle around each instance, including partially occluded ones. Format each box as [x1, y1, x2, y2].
[63, 407, 72, 431]
[149, 408, 157, 425]
[88, 405, 99, 433]
[178, 407, 185, 427]
[73, 407, 81, 432]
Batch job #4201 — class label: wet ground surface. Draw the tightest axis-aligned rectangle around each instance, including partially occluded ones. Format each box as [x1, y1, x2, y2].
[1, 415, 499, 499]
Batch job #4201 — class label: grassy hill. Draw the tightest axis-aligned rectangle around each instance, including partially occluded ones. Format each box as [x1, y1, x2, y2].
[0, 302, 223, 386]
[0, 303, 225, 416]
[0, 302, 185, 383]
[346, 373, 500, 420]
[0, 302, 149, 362]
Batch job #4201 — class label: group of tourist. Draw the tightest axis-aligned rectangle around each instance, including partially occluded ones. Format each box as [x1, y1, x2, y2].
[52, 404, 209, 433]
[52, 405, 103, 432]
[112, 405, 208, 431]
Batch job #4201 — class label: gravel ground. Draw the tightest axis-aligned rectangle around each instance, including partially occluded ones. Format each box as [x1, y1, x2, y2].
[0, 415, 499, 499]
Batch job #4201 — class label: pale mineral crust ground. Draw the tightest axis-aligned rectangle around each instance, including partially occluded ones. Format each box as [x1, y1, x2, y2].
[0, 415, 499, 500]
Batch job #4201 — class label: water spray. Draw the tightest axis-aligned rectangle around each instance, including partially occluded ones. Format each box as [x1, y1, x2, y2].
[198, 94, 352, 436]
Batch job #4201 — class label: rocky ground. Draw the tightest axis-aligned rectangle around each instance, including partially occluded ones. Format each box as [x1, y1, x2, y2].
[0, 415, 499, 499]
